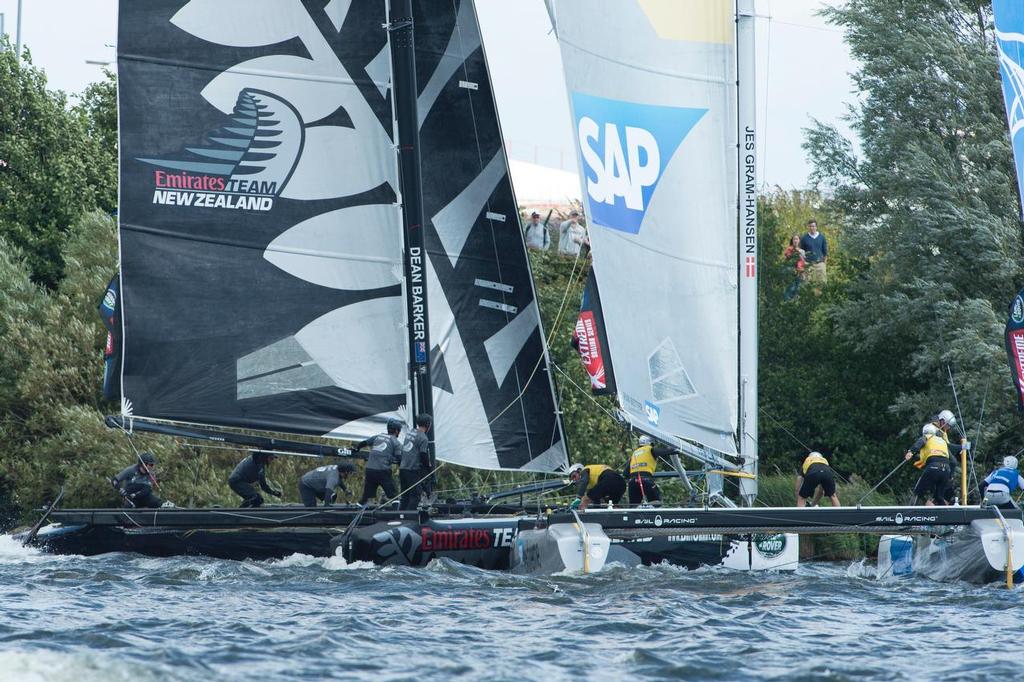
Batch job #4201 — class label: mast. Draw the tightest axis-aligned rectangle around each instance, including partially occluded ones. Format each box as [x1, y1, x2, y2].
[388, 0, 435, 462]
[736, 0, 758, 506]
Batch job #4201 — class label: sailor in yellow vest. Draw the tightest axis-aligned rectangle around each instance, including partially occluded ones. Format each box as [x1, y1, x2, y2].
[566, 462, 626, 510]
[904, 423, 953, 505]
[796, 451, 840, 507]
[623, 435, 676, 506]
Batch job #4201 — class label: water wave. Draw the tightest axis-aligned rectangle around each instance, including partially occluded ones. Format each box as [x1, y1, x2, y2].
[0, 541, 1020, 681]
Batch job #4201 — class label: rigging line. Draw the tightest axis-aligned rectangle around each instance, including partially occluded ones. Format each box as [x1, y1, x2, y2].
[758, 407, 812, 452]
[946, 364, 969, 440]
[768, 18, 842, 34]
[967, 376, 991, 499]
[857, 458, 909, 507]
[484, 248, 588, 428]
[550, 361, 621, 424]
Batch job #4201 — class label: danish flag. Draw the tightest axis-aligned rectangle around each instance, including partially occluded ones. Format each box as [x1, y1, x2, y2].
[745, 256, 756, 278]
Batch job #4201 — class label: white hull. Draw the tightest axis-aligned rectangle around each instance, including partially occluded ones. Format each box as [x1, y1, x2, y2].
[878, 519, 1024, 584]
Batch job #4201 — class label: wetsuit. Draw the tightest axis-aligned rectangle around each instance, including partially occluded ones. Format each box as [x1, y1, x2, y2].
[797, 453, 836, 500]
[624, 445, 673, 505]
[398, 430, 430, 510]
[576, 464, 626, 505]
[298, 463, 354, 507]
[356, 433, 401, 504]
[113, 464, 163, 508]
[229, 454, 279, 507]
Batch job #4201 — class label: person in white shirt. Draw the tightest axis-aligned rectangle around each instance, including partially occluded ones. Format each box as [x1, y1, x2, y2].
[558, 210, 588, 257]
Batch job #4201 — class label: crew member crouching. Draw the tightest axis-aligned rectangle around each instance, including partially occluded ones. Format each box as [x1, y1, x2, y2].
[229, 451, 283, 508]
[567, 463, 625, 510]
[981, 456, 1024, 509]
[298, 462, 356, 507]
[110, 452, 164, 508]
[796, 451, 840, 507]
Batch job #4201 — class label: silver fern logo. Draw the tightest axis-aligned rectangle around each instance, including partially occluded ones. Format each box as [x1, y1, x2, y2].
[139, 88, 303, 212]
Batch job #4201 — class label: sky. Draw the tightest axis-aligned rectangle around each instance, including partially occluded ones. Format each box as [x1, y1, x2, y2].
[0, 0, 857, 192]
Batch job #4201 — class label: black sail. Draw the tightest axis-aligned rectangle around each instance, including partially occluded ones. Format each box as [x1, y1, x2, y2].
[414, 1, 566, 471]
[116, 1, 566, 470]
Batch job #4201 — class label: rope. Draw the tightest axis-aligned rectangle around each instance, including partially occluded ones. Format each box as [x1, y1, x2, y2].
[857, 458, 909, 507]
[946, 365, 969, 440]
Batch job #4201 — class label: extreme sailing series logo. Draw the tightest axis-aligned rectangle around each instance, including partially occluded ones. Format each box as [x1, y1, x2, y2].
[138, 89, 303, 212]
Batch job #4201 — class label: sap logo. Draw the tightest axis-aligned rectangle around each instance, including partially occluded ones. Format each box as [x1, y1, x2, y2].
[643, 400, 661, 426]
[572, 92, 706, 234]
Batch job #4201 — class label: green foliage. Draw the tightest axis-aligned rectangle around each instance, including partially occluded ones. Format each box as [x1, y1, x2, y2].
[802, 0, 1024, 475]
[0, 42, 116, 287]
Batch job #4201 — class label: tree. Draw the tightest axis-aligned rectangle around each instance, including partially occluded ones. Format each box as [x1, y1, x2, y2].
[803, 0, 1024, 472]
[0, 42, 116, 287]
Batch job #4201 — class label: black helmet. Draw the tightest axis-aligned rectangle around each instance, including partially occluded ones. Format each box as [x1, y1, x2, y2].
[386, 418, 403, 434]
[337, 462, 356, 474]
[139, 452, 156, 465]
[415, 413, 433, 428]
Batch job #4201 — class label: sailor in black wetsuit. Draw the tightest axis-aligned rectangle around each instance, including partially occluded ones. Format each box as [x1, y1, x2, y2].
[298, 462, 356, 507]
[111, 452, 164, 508]
[355, 419, 402, 505]
[795, 451, 840, 507]
[229, 452, 282, 508]
[398, 414, 432, 510]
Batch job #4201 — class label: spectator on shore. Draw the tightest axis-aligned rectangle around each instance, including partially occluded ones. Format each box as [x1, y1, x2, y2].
[782, 234, 806, 301]
[799, 219, 828, 286]
[523, 211, 550, 251]
[558, 210, 589, 257]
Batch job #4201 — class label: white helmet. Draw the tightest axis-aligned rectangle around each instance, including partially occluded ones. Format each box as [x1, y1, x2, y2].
[1004, 456, 1019, 470]
[936, 409, 956, 427]
[922, 423, 938, 437]
[566, 463, 584, 476]
[638, 435, 653, 446]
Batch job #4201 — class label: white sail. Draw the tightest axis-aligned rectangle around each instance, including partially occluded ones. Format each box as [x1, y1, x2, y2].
[550, 0, 740, 456]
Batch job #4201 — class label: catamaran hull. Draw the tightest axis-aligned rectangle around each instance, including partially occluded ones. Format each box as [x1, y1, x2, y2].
[28, 523, 342, 561]
[877, 519, 1024, 584]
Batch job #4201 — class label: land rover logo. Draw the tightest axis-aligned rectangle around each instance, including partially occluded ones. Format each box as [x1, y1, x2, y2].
[753, 533, 786, 559]
[1014, 295, 1024, 324]
[895, 512, 904, 525]
[654, 515, 663, 527]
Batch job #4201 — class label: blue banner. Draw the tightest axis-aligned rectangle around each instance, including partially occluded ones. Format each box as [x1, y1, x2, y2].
[994, 0, 1024, 216]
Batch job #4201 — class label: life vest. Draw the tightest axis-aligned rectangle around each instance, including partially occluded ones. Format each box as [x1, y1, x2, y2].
[989, 468, 1021, 492]
[583, 464, 611, 491]
[917, 435, 949, 466]
[801, 452, 829, 474]
[628, 446, 657, 475]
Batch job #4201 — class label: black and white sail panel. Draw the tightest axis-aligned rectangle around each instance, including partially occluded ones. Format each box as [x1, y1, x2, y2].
[415, 0, 567, 471]
[118, 0, 566, 467]
[117, 1, 407, 438]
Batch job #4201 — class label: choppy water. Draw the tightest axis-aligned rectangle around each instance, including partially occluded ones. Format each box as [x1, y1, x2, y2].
[0, 534, 1019, 682]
